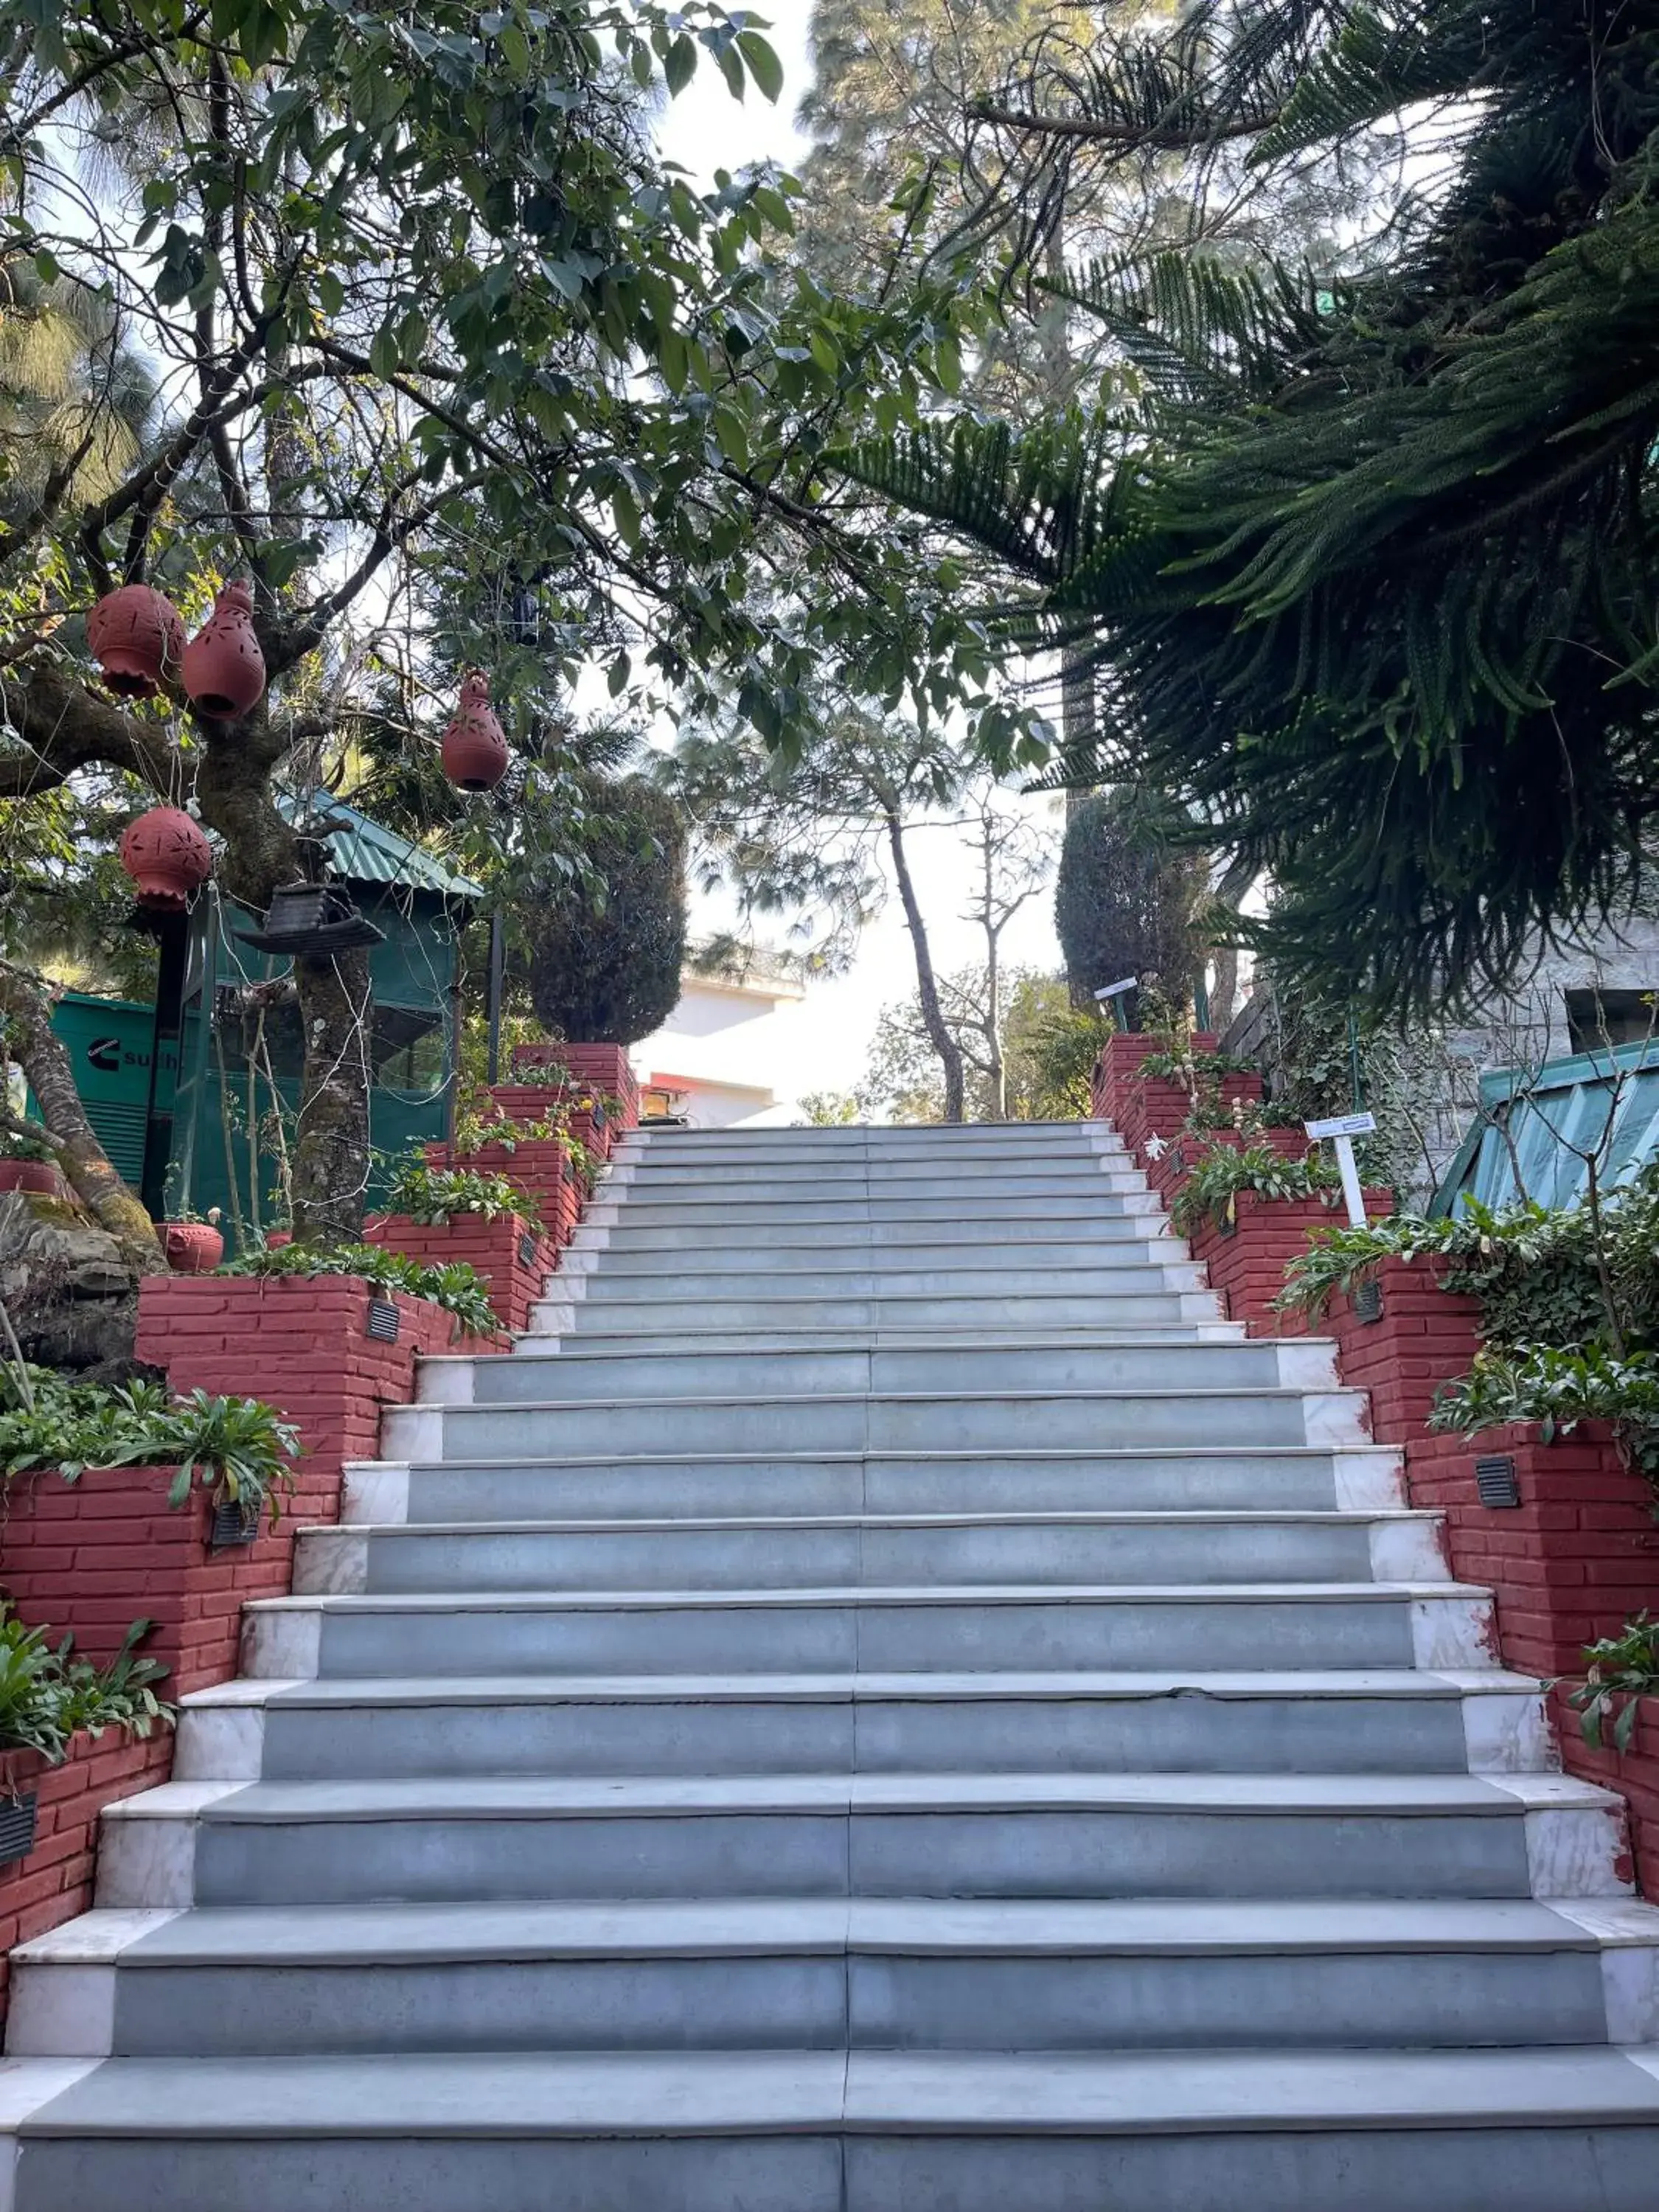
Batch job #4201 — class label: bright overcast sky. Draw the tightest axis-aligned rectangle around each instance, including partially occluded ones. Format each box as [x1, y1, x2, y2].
[650, 2, 1067, 1113]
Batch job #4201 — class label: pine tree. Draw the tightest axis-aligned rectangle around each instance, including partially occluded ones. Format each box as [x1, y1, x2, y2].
[838, 0, 1659, 1015]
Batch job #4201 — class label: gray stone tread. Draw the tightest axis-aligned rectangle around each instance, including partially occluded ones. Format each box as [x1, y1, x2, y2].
[248, 1666, 1538, 1708]
[429, 1384, 1353, 1411]
[392, 1444, 1399, 1471]
[326, 1508, 1436, 1535]
[251, 1579, 1483, 1613]
[23, 2047, 1659, 2139]
[189, 1771, 1553, 1821]
[111, 1896, 1610, 1966]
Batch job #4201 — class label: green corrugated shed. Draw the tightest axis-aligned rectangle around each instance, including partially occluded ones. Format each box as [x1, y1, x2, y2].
[52, 799, 479, 1247]
[1432, 1037, 1659, 1214]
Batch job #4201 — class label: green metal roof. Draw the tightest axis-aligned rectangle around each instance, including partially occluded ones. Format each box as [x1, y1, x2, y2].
[278, 792, 482, 902]
[1431, 1037, 1659, 1215]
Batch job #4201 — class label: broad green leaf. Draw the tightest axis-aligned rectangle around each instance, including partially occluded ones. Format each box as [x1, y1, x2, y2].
[736, 30, 783, 104]
[664, 35, 696, 96]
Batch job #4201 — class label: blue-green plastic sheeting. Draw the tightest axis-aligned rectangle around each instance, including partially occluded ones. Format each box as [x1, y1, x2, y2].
[1431, 1039, 1659, 1216]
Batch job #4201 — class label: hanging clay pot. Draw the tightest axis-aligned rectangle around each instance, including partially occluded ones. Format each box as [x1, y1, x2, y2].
[86, 583, 187, 698]
[440, 670, 509, 792]
[181, 579, 265, 719]
[119, 805, 213, 911]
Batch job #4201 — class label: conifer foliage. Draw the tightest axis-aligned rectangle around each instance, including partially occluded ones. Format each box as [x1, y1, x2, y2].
[840, 0, 1659, 1015]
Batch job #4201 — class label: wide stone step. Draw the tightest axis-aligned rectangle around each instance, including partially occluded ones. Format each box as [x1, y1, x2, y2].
[15, 2045, 1659, 2212]
[613, 1155, 1133, 1188]
[451, 1341, 1327, 1409]
[96, 1772, 1621, 1910]
[240, 1582, 1489, 1682]
[596, 1192, 1164, 1228]
[295, 1509, 1444, 1596]
[542, 1293, 1218, 1335]
[382, 1385, 1364, 1461]
[15, 1897, 1652, 2061]
[349, 1444, 1403, 1524]
[179, 1668, 1546, 1782]
[585, 1223, 1177, 1259]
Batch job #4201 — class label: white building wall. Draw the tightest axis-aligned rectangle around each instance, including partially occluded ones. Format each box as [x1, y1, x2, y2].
[630, 973, 809, 1128]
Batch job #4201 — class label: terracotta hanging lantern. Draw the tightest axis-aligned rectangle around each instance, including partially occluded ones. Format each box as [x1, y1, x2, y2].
[85, 583, 187, 698]
[440, 670, 509, 792]
[181, 579, 265, 719]
[119, 805, 213, 911]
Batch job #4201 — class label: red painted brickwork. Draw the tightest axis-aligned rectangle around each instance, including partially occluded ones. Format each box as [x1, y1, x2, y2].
[0, 1271, 500, 2023]
[509, 1040, 640, 1129]
[1405, 1424, 1659, 1681]
[484, 1087, 613, 1163]
[1189, 1191, 1361, 1336]
[424, 1135, 581, 1249]
[0, 1731, 174, 2023]
[1550, 1686, 1659, 1896]
[363, 1209, 558, 1333]
[1323, 1259, 1484, 1442]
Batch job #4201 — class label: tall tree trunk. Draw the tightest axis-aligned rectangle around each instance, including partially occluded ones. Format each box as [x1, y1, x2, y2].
[982, 832, 1006, 1121]
[884, 810, 965, 1123]
[0, 960, 167, 1276]
[289, 948, 373, 1243]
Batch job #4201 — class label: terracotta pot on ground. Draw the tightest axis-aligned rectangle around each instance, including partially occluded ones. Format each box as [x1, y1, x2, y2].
[264, 1231, 293, 1249]
[440, 671, 509, 792]
[181, 580, 265, 719]
[118, 807, 213, 912]
[0, 1161, 67, 1197]
[163, 1222, 224, 1273]
[86, 584, 187, 698]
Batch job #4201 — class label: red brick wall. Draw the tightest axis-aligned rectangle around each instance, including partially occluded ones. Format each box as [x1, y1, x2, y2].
[1189, 1191, 1360, 1335]
[1551, 1686, 1659, 1896]
[363, 1209, 557, 1332]
[0, 1273, 493, 2022]
[0, 1732, 174, 2023]
[512, 1042, 639, 1128]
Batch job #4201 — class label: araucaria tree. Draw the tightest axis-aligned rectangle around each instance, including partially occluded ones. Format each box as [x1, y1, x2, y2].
[840, 0, 1659, 1015]
[0, 0, 998, 1242]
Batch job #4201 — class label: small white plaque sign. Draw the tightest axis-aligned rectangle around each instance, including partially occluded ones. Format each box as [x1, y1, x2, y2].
[1304, 1112, 1377, 1140]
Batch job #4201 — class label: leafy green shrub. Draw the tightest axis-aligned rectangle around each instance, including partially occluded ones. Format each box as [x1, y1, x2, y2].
[0, 1368, 300, 1523]
[0, 1608, 173, 1765]
[1428, 1346, 1659, 1479]
[1277, 1175, 1659, 1352]
[1562, 1614, 1659, 1751]
[223, 1243, 501, 1338]
[1169, 1143, 1338, 1237]
[385, 1160, 539, 1229]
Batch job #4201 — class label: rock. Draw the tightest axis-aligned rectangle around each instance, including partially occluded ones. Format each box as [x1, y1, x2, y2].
[0, 1191, 139, 1369]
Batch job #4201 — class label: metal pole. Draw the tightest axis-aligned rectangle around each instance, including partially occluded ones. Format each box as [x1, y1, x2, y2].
[487, 911, 504, 1087]
[1332, 1133, 1367, 1228]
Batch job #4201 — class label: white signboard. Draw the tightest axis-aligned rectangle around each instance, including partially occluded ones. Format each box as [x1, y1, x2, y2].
[1092, 976, 1138, 1004]
[1304, 1113, 1377, 1141]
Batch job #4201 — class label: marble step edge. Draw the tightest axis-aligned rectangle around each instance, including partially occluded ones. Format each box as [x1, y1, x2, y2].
[81, 1768, 1635, 1912]
[289, 1508, 1450, 1599]
[167, 1664, 1554, 1785]
[233, 1581, 1499, 1683]
[13, 1895, 1659, 2060]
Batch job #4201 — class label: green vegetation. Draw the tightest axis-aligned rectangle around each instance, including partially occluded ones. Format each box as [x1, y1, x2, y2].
[1562, 1615, 1659, 1753]
[385, 1161, 539, 1231]
[0, 1608, 173, 1767]
[223, 1245, 501, 1339]
[1168, 1144, 1337, 1239]
[0, 1368, 300, 1522]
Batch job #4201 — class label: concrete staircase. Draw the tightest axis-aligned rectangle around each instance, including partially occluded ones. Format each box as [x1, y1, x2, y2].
[9, 1119, 1659, 2209]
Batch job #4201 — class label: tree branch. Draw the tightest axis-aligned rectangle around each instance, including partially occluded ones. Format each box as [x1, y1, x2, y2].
[969, 100, 1282, 148]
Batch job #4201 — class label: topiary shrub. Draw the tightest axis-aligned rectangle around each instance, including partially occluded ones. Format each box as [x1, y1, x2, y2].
[1054, 787, 1209, 1021]
[521, 770, 687, 1044]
